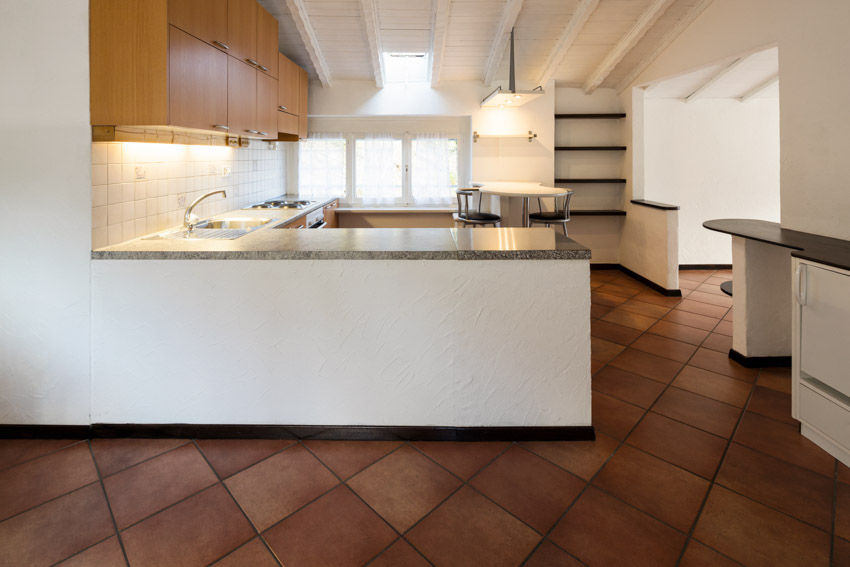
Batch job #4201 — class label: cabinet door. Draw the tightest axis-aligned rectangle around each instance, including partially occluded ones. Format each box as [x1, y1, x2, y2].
[256, 4, 279, 78]
[800, 263, 850, 396]
[169, 26, 228, 132]
[256, 72, 278, 139]
[168, 0, 227, 52]
[298, 67, 309, 139]
[323, 199, 339, 228]
[284, 217, 306, 229]
[228, 58, 257, 136]
[227, 0, 257, 65]
[278, 111, 298, 136]
[278, 53, 300, 115]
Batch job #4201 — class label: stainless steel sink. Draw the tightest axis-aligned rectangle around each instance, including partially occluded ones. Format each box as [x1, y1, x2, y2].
[193, 217, 275, 230]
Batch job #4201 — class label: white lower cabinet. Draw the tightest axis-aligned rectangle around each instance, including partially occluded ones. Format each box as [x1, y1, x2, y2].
[793, 258, 850, 466]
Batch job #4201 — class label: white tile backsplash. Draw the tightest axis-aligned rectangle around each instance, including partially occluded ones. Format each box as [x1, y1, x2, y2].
[92, 140, 287, 247]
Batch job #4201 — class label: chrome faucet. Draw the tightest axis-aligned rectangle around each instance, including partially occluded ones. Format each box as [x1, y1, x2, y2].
[184, 190, 226, 233]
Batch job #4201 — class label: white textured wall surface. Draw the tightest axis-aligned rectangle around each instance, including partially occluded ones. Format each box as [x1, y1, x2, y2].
[645, 98, 780, 265]
[91, 259, 591, 427]
[620, 205, 679, 290]
[0, 0, 92, 424]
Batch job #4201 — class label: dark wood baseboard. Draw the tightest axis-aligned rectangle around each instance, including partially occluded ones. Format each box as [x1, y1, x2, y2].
[679, 264, 732, 270]
[82, 423, 595, 442]
[729, 349, 791, 369]
[0, 425, 90, 439]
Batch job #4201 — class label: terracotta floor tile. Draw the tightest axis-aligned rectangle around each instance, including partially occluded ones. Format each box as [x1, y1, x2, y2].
[592, 366, 666, 409]
[679, 540, 742, 567]
[470, 446, 585, 533]
[652, 387, 741, 438]
[590, 270, 619, 283]
[90, 438, 188, 477]
[706, 275, 729, 286]
[368, 539, 430, 567]
[608, 275, 649, 290]
[591, 391, 645, 440]
[734, 412, 835, 477]
[411, 441, 509, 480]
[521, 432, 619, 481]
[56, 536, 125, 567]
[0, 483, 115, 567]
[550, 486, 685, 566]
[757, 366, 792, 394]
[716, 443, 834, 531]
[746, 385, 795, 425]
[601, 309, 658, 331]
[838, 482, 850, 541]
[0, 439, 82, 473]
[675, 299, 729, 319]
[673, 366, 752, 407]
[693, 486, 830, 567]
[591, 336, 625, 363]
[690, 348, 758, 382]
[679, 278, 701, 290]
[840, 462, 850, 485]
[301, 440, 401, 480]
[628, 413, 726, 479]
[591, 291, 628, 307]
[609, 348, 684, 384]
[103, 443, 218, 529]
[406, 486, 540, 567]
[524, 540, 583, 566]
[648, 320, 711, 346]
[696, 283, 727, 296]
[630, 333, 697, 363]
[713, 320, 734, 337]
[121, 484, 254, 566]
[596, 283, 641, 298]
[701, 332, 732, 353]
[0, 443, 99, 522]
[591, 319, 643, 346]
[264, 485, 395, 567]
[197, 439, 295, 479]
[590, 303, 613, 318]
[617, 298, 672, 318]
[591, 359, 605, 374]
[688, 290, 733, 308]
[723, 308, 733, 321]
[347, 444, 461, 532]
[594, 445, 709, 532]
[663, 310, 720, 331]
[680, 270, 714, 282]
[632, 291, 683, 307]
[211, 538, 278, 567]
[836, 538, 850, 567]
[225, 444, 339, 531]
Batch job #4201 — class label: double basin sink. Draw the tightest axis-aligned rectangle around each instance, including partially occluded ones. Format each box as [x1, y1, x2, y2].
[148, 217, 277, 241]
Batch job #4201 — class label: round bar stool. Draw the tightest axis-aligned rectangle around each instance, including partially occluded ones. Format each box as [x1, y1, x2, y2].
[453, 188, 501, 227]
[528, 191, 574, 235]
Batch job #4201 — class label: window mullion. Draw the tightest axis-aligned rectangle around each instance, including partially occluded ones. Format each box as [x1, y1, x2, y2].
[402, 132, 411, 205]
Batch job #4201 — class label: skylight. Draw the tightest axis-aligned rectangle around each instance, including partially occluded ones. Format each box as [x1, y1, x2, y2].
[383, 53, 429, 84]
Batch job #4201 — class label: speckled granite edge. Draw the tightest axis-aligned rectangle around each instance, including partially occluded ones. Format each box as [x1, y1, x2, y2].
[456, 249, 591, 260]
[91, 250, 460, 260]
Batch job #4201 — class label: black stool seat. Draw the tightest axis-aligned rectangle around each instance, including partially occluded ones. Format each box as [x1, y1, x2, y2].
[458, 212, 501, 222]
[529, 211, 567, 222]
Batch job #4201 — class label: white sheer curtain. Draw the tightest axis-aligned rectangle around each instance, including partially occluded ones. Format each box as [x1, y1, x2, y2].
[298, 133, 346, 199]
[411, 133, 456, 205]
[355, 133, 402, 205]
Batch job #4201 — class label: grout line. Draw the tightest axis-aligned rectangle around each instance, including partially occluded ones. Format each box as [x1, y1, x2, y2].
[85, 439, 131, 567]
[94, 438, 193, 479]
[0, 439, 88, 475]
[0, 479, 102, 527]
[832, 459, 838, 566]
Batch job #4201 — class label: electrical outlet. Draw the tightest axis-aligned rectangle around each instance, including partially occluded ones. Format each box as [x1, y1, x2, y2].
[177, 195, 186, 207]
[222, 167, 231, 178]
[134, 166, 146, 180]
[227, 136, 239, 148]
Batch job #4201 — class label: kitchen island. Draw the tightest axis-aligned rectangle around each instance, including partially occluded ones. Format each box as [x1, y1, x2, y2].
[92, 221, 592, 440]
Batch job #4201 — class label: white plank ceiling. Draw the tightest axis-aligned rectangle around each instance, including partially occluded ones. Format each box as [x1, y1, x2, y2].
[258, 0, 717, 90]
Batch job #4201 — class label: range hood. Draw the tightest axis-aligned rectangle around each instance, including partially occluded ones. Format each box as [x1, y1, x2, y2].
[481, 28, 544, 108]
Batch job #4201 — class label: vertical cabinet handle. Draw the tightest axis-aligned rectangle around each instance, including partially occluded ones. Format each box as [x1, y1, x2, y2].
[795, 263, 808, 306]
[212, 40, 230, 50]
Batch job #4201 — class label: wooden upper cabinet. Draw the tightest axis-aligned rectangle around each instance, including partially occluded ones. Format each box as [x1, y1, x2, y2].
[168, 0, 228, 52]
[256, 4, 279, 78]
[228, 58, 257, 136]
[256, 72, 278, 139]
[227, 0, 257, 65]
[169, 27, 228, 132]
[298, 67, 309, 139]
[278, 53, 300, 115]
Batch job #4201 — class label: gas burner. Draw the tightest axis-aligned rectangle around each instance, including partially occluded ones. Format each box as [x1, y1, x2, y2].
[242, 199, 316, 210]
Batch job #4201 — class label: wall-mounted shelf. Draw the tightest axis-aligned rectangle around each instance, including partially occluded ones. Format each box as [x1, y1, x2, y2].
[571, 210, 627, 216]
[555, 146, 626, 151]
[473, 131, 537, 143]
[556, 178, 627, 184]
[555, 113, 626, 119]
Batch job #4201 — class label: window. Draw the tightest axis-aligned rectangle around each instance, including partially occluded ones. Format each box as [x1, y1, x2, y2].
[411, 135, 458, 204]
[383, 53, 429, 84]
[298, 135, 346, 199]
[355, 136, 403, 203]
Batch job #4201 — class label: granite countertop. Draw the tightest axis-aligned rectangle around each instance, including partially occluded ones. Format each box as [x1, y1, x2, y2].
[92, 197, 591, 260]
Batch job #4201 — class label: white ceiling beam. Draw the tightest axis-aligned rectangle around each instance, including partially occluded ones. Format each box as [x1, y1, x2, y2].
[741, 73, 779, 102]
[284, 0, 333, 88]
[686, 56, 746, 102]
[482, 0, 524, 86]
[616, 0, 714, 93]
[360, 0, 384, 88]
[582, 0, 676, 94]
[537, 0, 599, 87]
[430, 0, 451, 87]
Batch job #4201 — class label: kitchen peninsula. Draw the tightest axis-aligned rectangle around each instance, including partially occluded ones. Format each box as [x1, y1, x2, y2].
[92, 219, 593, 440]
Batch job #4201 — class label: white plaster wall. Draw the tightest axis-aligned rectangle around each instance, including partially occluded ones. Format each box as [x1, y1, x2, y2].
[645, 98, 780, 265]
[0, 0, 92, 424]
[91, 259, 591, 427]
